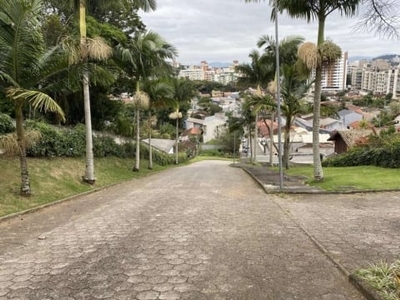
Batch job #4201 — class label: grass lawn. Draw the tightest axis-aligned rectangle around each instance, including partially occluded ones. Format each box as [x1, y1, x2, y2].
[285, 165, 400, 191]
[0, 157, 170, 218]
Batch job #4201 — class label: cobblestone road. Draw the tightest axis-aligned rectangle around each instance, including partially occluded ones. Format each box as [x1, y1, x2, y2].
[275, 192, 400, 272]
[0, 161, 363, 299]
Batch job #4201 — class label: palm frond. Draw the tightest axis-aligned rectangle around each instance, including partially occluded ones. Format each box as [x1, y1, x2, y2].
[6, 88, 65, 122]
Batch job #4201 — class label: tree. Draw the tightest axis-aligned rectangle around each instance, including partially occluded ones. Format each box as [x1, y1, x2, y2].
[168, 78, 198, 164]
[268, 0, 361, 181]
[235, 50, 274, 162]
[143, 79, 173, 169]
[169, 107, 182, 165]
[71, 0, 113, 184]
[131, 86, 149, 171]
[357, 0, 400, 38]
[279, 65, 311, 168]
[257, 34, 305, 166]
[0, 0, 66, 195]
[115, 30, 177, 170]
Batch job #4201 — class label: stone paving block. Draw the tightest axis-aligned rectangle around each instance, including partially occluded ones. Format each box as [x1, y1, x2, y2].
[0, 161, 364, 299]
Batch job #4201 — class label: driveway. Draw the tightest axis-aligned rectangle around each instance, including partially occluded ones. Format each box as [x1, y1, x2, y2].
[0, 161, 363, 299]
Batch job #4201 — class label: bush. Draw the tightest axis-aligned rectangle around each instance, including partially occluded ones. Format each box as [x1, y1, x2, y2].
[322, 134, 400, 168]
[23, 120, 189, 166]
[0, 113, 15, 134]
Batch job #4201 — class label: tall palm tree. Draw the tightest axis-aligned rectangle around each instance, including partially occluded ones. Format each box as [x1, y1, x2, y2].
[169, 106, 182, 165]
[257, 35, 305, 166]
[72, 0, 112, 184]
[115, 31, 177, 170]
[168, 78, 198, 164]
[0, 0, 66, 195]
[235, 50, 274, 162]
[246, 0, 361, 180]
[279, 65, 312, 169]
[143, 79, 173, 169]
[131, 85, 149, 171]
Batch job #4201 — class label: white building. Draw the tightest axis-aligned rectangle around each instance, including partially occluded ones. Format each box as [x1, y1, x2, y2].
[186, 115, 227, 143]
[321, 51, 348, 92]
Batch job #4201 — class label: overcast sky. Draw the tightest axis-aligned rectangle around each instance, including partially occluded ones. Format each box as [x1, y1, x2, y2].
[139, 0, 400, 65]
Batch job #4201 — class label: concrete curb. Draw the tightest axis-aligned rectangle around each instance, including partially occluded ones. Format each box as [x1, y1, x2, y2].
[349, 274, 386, 300]
[235, 164, 400, 195]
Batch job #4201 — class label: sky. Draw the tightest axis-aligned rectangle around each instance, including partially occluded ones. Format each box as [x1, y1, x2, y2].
[138, 0, 400, 65]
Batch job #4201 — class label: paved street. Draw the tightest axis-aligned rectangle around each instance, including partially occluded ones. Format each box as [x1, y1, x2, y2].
[0, 161, 363, 299]
[275, 192, 400, 273]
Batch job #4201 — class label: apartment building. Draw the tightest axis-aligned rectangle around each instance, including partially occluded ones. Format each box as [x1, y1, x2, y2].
[360, 65, 400, 98]
[178, 61, 239, 84]
[321, 51, 348, 91]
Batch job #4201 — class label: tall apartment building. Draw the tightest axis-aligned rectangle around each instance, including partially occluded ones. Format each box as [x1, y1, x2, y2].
[360, 66, 400, 98]
[320, 51, 348, 91]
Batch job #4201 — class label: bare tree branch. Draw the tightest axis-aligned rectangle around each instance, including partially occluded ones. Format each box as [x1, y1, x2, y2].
[355, 0, 400, 38]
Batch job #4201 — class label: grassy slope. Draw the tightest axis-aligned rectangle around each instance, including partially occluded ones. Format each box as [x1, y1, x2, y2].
[286, 165, 400, 191]
[0, 157, 169, 217]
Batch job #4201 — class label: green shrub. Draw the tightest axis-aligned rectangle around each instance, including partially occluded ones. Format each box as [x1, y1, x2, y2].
[323, 137, 400, 169]
[23, 121, 188, 166]
[0, 113, 15, 134]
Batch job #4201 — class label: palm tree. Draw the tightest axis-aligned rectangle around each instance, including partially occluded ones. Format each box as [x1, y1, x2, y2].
[0, 0, 66, 195]
[115, 31, 177, 170]
[279, 65, 312, 169]
[257, 35, 305, 166]
[235, 50, 274, 162]
[71, 0, 158, 182]
[72, 0, 112, 184]
[246, 0, 361, 180]
[142, 79, 173, 169]
[168, 78, 198, 164]
[131, 85, 150, 171]
[169, 106, 182, 165]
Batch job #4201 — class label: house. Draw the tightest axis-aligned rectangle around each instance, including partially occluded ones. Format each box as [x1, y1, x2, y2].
[319, 117, 342, 132]
[327, 129, 374, 154]
[141, 138, 176, 154]
[186, 115, 227, 143]
[180, 127, 202, 142]
[338, 109, 363, 128]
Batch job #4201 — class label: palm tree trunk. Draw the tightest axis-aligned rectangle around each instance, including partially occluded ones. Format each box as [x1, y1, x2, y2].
[269, 113, 274, 166]
[254, 113, 258, 163]
[175, 117, 179, 164]
[83, 69, 95, 184]
[283, 117, 291, 169]
[248, 129, 253, 161]
[148, 111, 153, 169]
[133, 107, 140, 172]
[312, 66, 323, 180]
[15, 104, 31, 196]
[312, 18, 326, 181]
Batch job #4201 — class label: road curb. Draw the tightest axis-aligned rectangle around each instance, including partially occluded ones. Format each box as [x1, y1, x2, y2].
[349, 274, 385, 300]
[235, 163, 400, 194]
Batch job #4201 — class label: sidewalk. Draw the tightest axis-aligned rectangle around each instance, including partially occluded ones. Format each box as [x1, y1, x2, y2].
[233, 160, 323, 193]
[235, 161, 400, 300]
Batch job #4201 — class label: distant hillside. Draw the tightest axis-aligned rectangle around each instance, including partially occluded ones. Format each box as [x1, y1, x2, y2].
[373, 54, 399, 60]
[208, 62, 231, 68]
[348, 56, 373, 63]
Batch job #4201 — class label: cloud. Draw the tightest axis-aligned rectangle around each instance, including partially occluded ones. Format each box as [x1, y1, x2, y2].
[139, 0, 400, 64]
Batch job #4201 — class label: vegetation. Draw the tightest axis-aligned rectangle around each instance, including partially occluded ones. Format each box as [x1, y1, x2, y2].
[355, 260, 400, 300]
[323, 128, 400, 168]
[0, 156, 170, 218]
[285, 165, 400, 191]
